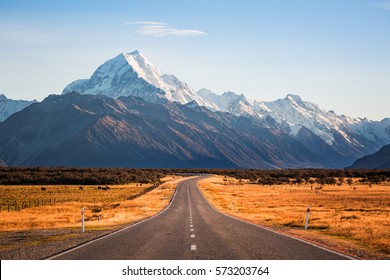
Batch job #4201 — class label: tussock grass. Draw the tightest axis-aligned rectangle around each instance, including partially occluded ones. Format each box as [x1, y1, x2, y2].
[199, 176, 390, 259]
[0, 176, 185, 232]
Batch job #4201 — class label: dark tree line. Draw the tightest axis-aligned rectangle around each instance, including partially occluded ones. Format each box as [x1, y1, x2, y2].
[0, 167, 389, 186]
[206, 169, 390, 185]
[0, 167, 167, 185]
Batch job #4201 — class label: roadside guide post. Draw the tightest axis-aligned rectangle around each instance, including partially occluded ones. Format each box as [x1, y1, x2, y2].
[81, 207, 85, 233]
[305, 205, 310, 230]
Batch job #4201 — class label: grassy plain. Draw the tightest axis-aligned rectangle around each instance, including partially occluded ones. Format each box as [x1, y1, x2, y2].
[0, 175, 188, 259]
[198, 176, 390, 259]
[0, 175, 184, 231]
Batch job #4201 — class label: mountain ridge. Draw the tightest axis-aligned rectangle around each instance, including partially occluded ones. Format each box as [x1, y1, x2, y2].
[59, 51, 390, 167]
[0, 92, 328, 168]
[1, 50, 388, 168]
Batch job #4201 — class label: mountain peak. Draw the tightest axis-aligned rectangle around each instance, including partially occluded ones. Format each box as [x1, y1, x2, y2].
[121, 51, 165, 90]
[62, 51, 217, 109]
[129, 50, 140, 55]
[0, 94, 8, 101]
[285, 94, 303, 103]
[223, 91, 246, 100]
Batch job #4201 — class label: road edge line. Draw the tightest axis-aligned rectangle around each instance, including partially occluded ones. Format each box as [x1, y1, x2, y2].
[196, 178, 356, 260]
[45, 177, 190, 260]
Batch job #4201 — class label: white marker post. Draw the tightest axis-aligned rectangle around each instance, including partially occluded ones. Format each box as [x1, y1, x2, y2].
[81, 207, 85, 233]
[305, 205, 310, 230]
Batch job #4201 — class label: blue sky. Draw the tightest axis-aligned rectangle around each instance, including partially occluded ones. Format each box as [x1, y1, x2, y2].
[0, 0, 389, 120]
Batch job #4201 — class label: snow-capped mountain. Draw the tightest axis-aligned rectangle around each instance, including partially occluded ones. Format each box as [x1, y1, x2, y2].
[262, 95, 390, 160]
[0, 92, 326, 169]
[0, 94, 36, 122]
[197, 88, 262, 118]
[198, 89, 390, 164]
[63, 51, 217, 109]
[61, 50, 389, 167]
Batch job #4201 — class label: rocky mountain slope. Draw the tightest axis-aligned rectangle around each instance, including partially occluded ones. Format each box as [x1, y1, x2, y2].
[1, 50, 388, 168]
[198, 89, 390, 165]
[0, 92, 325, 168]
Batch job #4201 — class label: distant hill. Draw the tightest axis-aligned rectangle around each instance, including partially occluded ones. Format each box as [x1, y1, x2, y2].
[347, 144, 390, 169]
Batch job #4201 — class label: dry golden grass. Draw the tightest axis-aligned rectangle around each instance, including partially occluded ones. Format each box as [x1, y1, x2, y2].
[0, 176, 187, 232]
[199, 176, 390, 259]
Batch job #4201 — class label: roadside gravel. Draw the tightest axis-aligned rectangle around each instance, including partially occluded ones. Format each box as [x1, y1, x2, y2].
[0, 228, 116, 260]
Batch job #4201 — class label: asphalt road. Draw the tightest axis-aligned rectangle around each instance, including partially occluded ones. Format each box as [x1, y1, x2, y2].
[50, 176, 350, 260]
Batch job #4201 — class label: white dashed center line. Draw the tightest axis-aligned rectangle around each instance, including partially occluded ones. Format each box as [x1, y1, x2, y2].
[188, 186, 197, 251]
[187, 186, 193, 221]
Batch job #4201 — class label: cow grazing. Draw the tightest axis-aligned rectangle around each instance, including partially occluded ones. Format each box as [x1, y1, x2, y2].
[98, 186, 102, 190]
[41, 187, 46, 191]
[79, 186, 84, 191]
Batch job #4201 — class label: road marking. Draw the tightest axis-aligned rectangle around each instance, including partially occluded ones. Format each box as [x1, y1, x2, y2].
[190, 229, 194, 231]
[190, 225, 193, 227]
[195, 179, 355, 260]
[45, 177, 192, 260]
[187, 186, 193, 221]
[191, 234, 195, 238]
[191, 245, 196, 251]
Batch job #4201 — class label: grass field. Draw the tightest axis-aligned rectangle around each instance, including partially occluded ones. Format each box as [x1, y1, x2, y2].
[198, 176, 390, 259]
[0, 175, 185, 231]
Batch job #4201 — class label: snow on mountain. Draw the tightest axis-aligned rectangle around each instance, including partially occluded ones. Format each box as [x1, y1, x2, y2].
[197, 88, 262, 118]
[0, 94, 36, 122]
[345, 117, 390, 145]
[263, 94, 350, 145]
[63, 51, 217, 109]
[262, 95, 390, 150]
[199, 89, 390, 161]
[61, 51, 389, 165]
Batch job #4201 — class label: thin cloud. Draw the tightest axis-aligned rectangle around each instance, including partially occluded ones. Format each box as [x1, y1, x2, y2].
[124, 21, 166, 25]
[372, 1, 390, 10]
[125, 22, 206, 37]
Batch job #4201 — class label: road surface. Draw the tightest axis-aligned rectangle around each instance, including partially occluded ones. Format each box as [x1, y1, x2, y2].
[50, 176, 350, 260]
